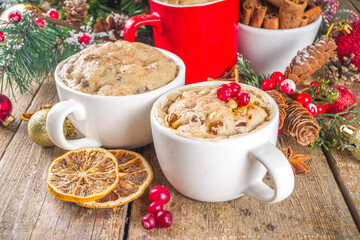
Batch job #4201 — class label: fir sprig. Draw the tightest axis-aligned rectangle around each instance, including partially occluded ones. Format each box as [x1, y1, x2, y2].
[310, 104, 360, 150]
[308, 77, 338, 105]
[236, 54, 269, 88]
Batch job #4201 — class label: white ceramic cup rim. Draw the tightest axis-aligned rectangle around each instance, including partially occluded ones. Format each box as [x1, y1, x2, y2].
[151, 0, 225, 8]
[54, 47, 186, 100]
[238, 15, 322, 33]
[151, 81, 279, 145]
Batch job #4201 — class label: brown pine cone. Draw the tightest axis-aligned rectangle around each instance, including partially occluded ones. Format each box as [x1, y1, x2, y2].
[64, 0, 89, 26]
[266, 90, 287, 129]
[94, 13, 129, 41]
[282, 100, 321, 145]
[284, 35, 337, 87]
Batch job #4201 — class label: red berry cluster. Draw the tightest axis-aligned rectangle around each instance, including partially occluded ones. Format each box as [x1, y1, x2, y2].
[295, 80, 325, 116]
[142, 185, 172, 230]
[262, 72, 296, 95]
[217, 82, 250, 107]
[78, 33, 92, 45]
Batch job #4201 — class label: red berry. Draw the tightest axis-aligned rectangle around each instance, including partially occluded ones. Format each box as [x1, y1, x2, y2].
[148, 201, 164, 215]
[261, 78, 277, 91]
[305, 103, 318, 116]
[35, 18, 45, 28]
[47, 9, 59, 19]
[78, 33, 92, 45]
[270, 71, 285, 84]
[310, 80, 322, 95]
[217, 84, 232, 102]
[8, 12, 21, 23]
[317, 104, 325, 114]
[0, 32, 4, 42]
[149, 185, 170, 205]
[296, 93, 312, 106]
[141, 213, 156, 230]
[227, 82, 241, 98]
[280, 79, 296, 94]
[236, 92, 250, 106]
[155, 210, 172, 228]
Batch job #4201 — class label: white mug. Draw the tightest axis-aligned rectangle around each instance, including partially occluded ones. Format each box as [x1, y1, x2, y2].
[151, 81, 294, 203]
[47, 49, 185, 150]
[238, 16, 322, 74]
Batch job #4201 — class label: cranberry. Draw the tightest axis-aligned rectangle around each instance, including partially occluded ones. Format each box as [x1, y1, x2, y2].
[0, 32, 4, 42]
[310, 80, 322, 95]
[141, 213, 156, 230]
[261, 78, 277, 91]
[148, 201, 164, 215]
[8, 12, 21, 23]
[78, 33, 91, 45]
[47, 9, 59, 19]
[149, 185, 170, 205]
[236, 92, 250, 106]
[217, 84, 232, 102]
[35, 18, 45, 28]
[296, 93, 312, 106]
[305, 103, 318, 116]
[280, 79, 296, 94]
[317, 104, 325, 114]
[227, 82, 241, 98]
[270, 71, 285, 84]
[155, 210, 173, 228]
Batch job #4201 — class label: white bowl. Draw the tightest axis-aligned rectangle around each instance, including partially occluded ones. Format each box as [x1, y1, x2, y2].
[238, 16, 322, 74]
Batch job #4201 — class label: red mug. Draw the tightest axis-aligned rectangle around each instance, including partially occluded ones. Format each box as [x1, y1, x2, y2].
[124, 0, 239, 84]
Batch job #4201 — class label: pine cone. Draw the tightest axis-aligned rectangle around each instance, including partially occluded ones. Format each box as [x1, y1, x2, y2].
[64, 0, 89, 27]
[282, 100, 321, 145]
[284, 35, 337, 87]
[94, 13, 128, 41]
[266, 90, 287, 129]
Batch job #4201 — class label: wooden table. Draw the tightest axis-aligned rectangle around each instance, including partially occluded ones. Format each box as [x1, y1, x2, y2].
[1, 1, 360, 239]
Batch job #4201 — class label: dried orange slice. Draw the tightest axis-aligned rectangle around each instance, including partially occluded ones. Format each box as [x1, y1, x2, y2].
[77, 149, 153, 208]
[47, 147, 119, 203]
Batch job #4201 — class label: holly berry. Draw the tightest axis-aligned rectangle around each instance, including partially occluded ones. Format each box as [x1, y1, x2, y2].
[227, 82, 241, 98]
[78, 33, 92, 45]
[8, 12, 21, 23]
[236, 92, 250, 106]
[149, 185, 171, 205]
[296, 93, 312, 106]
[270, 71, 285, 84]
[261, 78, 277, 91]
[141, 213, 156, 230]
[280, 79, 296, 94]
[317, 104, 325, 114]
[155, 210, 173, 228]
[0, 32, 4, 42]
[148, 201, 164, 215]
[310, 80, 322, 95]
[47, 9, 59, 19]
[325, 85, 356, 115]
[217, 84, 232, 102]
[305, 103, 318, 116]
[35, 18, 45, 28]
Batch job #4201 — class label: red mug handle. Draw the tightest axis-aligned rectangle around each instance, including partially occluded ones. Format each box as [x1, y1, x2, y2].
[124, 13, 163, 42]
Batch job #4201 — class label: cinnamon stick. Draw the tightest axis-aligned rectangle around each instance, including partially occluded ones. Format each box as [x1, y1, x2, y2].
[299, 15, 308, 27]
[304, 6, 322, 24]
[279, 0, 307, 29]
[242, 2, 254, 25]
[250, 4, 268, 28]
[32, 12, 82, 31]
[263, 13, 279, 29]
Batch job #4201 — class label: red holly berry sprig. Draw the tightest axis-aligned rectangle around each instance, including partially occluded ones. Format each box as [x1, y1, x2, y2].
[142, 185, 173, 230]
[0, 31, 5, 42]
[8, 11, 22, 24]
[78, 33, 92, 45]
[261, 72, 296, 95]
[47, 9, 59, 19]
[217, 82, 251, 107]
[35, 18, 45, 28]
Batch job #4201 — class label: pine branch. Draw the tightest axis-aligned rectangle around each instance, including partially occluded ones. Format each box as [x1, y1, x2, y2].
[236, 54, 269, 88]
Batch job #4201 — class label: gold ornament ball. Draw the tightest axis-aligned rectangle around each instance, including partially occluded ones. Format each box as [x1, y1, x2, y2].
[341, 125, 360, 161]
[27, 109, 66, 147]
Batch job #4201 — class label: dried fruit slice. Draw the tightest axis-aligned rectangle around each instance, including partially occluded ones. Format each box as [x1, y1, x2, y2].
[77, 149, 153, 208]
[47, 147, 119, 203]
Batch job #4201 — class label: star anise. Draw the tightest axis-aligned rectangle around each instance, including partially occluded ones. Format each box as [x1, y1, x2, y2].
[284, 146, 310, 175]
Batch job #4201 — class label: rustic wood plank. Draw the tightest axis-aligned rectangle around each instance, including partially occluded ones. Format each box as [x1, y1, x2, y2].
[348, 0, 360, 12]
[126, 136, 359, 239]
[0, 78, 127, 239]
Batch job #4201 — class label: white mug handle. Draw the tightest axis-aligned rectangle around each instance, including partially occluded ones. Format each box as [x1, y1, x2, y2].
[46, 100, 101, 150]
[246, 142, 294, 203]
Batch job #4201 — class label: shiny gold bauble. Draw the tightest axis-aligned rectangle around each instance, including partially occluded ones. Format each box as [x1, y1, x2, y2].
[0, 3, 44, 22]
[27, 109, 66, 148]
[341, 125, 360, 161]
